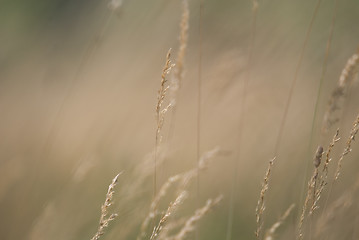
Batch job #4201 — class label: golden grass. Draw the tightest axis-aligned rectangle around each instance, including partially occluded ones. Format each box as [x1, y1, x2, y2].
[91, 173, 121, 240]
[311, 130, 340, 214]
[83, 2, 359, 240]
[138, 146, 224, 239]
[298, 111, 359, 239]
[150, 191, 188, 240]
[255, 158, 275, 240]
[155, 49, 175, 196]
[3, 1, 359, 240]
[334, 114, 359, 181]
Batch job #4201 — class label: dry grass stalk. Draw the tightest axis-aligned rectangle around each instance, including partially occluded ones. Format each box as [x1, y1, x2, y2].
[156, 49, 175, 138]
[334, 113, 359, 180]
[91, 173, 121, 240]
[169, 0, 189, 108]
[138, 147, 223, 240]
[298, 177, 315, 240]
[171, 195, 223, 240]
[297, 133, 341, 239]
[138, 175, 181, 240]
[311, 131, 340, 215]
[298, 131, 342, 239]
[273, 0, 322, 156]
[150, 191, 188, 240]
[298, 146, 324, 240]
[167, 0, 189, 145]
[322, 48, 359, 133]
[114, 147, 169, 234]
[310, 146, 324, 214]
[151, 175, 181, 216]
[138, 147, 223, 239]
[158, 218, 187, 240]
[264, 204, 295, 240]
[155, 49, 175, 195]
[322, 129, 340, 177]
[255, 157, 275, 240]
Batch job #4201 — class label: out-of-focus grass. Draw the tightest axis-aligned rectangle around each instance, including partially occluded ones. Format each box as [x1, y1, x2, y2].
[0, 0, 359, 240]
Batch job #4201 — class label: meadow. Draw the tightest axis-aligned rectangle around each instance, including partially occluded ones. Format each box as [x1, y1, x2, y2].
[0, 0, 359, 239]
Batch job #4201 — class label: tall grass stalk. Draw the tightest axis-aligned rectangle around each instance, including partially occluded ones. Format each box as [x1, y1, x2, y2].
[168, 0, 189, 144]
[334, 114, 359, 180]
[195, 0, 204, 239]
[319, 45, 359, 234]
[150, 191, 188, 240]
[301, 2, 338, 239]
[91, 173, 121, 240]
[255, 158, 275, 240]
[138, 147, 222, 240]
[298, 147, 323, 240]
[155, 49, 175, 197]
[226, 1, 258, 239]
[265, 0, 322, 230]
[273, 0, 322, 157]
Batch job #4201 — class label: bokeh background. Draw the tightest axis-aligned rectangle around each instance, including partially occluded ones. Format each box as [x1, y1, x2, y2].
[1, 0, 359, 239]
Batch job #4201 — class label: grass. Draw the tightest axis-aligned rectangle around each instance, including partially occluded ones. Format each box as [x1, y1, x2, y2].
[1, 1, 359, 240]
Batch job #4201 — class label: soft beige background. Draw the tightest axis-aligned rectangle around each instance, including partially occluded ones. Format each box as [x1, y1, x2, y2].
[0, 0, 359, 239]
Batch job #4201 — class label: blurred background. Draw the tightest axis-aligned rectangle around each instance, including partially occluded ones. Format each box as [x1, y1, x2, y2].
[1, 0, 359, 239]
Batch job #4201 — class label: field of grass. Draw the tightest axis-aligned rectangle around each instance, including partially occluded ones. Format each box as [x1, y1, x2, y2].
[1, 0, 359, 239]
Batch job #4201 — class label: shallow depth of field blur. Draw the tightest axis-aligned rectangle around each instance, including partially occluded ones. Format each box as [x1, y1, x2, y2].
[1, 0, 359, 239]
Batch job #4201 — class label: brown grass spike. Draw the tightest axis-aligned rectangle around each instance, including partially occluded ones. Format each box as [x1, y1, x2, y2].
[155, 49, 175, 197]
[310, 130, 340, 215]
[150, 191, 188, 240]
[255, 158, 275, 240]
[334, 113, 359, 180]
[91, 173, 121, 240]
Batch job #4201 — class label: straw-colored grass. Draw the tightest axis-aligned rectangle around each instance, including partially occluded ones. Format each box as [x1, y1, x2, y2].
[91, 173, 121, 240]
[3, 1, 359, 240]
